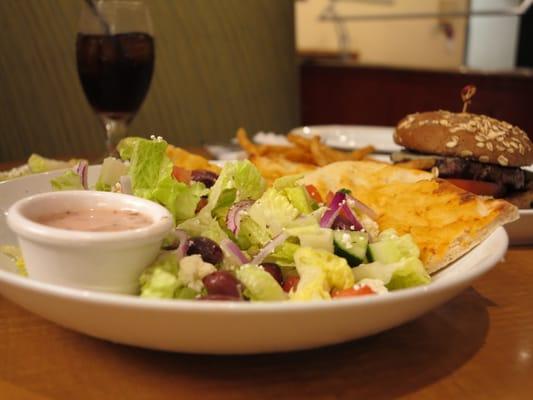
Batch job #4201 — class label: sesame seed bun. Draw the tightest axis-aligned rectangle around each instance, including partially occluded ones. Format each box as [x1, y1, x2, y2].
[394, 110, 533, 167]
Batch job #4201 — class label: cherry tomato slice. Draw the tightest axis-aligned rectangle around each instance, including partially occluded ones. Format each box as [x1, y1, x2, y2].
[172, 166, 192, 184]
[332, 285, 375, 298]
[446, 179, 502, 197]
[305, 184, 323, 204]
[283, 275, 300, 293]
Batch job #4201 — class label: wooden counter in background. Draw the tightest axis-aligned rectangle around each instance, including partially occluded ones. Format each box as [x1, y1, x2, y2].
[300, 60, 533, 138]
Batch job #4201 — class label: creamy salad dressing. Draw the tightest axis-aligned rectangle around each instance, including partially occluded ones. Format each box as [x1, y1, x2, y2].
[35, 208, 152, 232]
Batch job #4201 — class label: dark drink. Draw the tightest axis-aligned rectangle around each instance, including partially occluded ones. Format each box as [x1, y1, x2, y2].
[76, 32, 154, 120]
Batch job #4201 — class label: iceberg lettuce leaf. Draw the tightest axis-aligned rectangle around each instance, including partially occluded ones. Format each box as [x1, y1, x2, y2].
[290, 247, 354, 301]
[236, 264, 287, 301]
[50, 170, 84, 191]
[248, 188, 299, 236]
[208, 160, 266, 211]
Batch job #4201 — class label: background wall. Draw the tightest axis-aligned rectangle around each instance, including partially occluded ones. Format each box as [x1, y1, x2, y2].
[0, 0, 299, 162]
[296, 0, 468, 69]
[466, 0, 521, 70]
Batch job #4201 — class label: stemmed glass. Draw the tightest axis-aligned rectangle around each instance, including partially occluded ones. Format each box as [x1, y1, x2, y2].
[76, 0, 154, 155]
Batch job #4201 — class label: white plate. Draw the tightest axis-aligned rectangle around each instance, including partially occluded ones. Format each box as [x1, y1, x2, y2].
[506, 209, 533, 245]
[291, 125, 402, 153]
[0, 167, 508, 354]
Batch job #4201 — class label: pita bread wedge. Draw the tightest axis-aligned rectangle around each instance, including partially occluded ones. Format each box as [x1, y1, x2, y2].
[301, 161, 519, 273]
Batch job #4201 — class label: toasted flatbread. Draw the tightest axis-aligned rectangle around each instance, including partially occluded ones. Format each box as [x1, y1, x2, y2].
[301, 161, 519, 273]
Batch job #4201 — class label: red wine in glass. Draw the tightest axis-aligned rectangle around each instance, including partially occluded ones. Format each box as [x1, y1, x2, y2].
[77, 0, 154, 155]
[76, 32, 154, 120]
[76, 32, 154, 152]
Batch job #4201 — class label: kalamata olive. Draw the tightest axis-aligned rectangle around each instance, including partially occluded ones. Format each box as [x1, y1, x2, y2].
[191, 170, 219, 188]
[202, 271, 241, 298]
[260, 262, 283, 286]
[187, 237, 223, 265]
[331, 214, 355, 230]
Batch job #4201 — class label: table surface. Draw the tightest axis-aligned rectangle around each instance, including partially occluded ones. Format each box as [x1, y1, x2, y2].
[1, 160, 532, 400]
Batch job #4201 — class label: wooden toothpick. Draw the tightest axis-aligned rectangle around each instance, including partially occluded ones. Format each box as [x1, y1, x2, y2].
[461, 85, 477, 113]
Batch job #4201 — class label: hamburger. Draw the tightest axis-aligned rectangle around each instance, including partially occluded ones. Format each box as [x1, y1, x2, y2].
[392, 110, 533, 208]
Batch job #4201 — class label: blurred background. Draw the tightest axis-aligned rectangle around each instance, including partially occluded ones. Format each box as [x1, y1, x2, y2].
[0, 0, 531, 162]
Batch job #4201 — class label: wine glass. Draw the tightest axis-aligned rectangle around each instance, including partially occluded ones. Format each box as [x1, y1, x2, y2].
[76, 0, 154, 155]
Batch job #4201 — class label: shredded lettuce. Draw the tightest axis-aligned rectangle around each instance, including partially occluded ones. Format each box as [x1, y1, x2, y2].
[272, 173, 304, 190]
[28, 154, 81, 174]
[0, 245, 27, 276]
[236, 264, 287, 301]
[207, 160, 266, 211]
[139, 253, 180, 298]
[263, 241, 300, 267]
[117, 136, 144, 161]
[178, 207, 229, 244]
[352, 257, 430, 290]
[235, 215, 271, 250]
[127, 138, 207, 223]
[139, 253, 216, 299]
[50, 169, 84, 191]
[94, 157, 128, 191]
[290, 247, 354, 301]
[248, 188, 299, 236]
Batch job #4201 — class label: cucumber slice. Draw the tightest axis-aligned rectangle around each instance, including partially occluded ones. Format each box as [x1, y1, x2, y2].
[333, 231, 368, 267]
[284, 186, 314, 214]
[367, 240, 403, 264]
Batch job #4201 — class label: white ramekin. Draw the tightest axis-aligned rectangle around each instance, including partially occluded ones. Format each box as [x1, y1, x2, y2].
[7, 190, 173, 294]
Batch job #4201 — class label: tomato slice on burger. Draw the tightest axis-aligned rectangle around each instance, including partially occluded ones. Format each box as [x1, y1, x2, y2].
[446, 179, 502, 197]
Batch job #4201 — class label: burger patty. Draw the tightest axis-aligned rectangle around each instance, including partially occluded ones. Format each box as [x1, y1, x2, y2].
[435, 157, 526, 190]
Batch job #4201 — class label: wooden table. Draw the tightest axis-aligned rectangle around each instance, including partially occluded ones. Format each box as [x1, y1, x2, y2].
[1, 162, 532, 399]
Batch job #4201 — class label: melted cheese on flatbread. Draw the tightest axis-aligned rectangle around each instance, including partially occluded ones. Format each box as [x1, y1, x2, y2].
[302, 161, 518, 273]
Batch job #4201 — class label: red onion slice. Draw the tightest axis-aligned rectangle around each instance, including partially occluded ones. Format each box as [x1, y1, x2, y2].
[220, 239, 250, 265]
[319, 191, 346, 228]
[346, 194, 377, 220]
[73, 160, 88, 190]
[226, 200, 254, 235]
[173, 229, 189, 261]
[250, 232, 288, 265]
[340, 203, 363, 231]
[119, 175, 132, 195]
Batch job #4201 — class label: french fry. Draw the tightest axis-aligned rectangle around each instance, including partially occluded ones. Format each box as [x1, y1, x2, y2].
[287, 133, 313, 150]
[235, 128, 382, 183]
[237, 128, 261, 155]
[309, 137, 332, 166]
[166, 145, 221, 173]
[349, 145, 375, 161]
[394, 158, 436, 170]
[249, 154, 317, 185]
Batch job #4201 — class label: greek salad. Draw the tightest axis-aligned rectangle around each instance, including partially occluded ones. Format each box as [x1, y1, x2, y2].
[9, 136, 432, 301]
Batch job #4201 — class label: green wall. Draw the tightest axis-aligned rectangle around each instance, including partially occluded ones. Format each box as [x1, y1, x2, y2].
[0, 0, 299, 161]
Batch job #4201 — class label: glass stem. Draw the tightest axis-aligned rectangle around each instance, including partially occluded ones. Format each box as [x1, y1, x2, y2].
[102, 116, 129, 156]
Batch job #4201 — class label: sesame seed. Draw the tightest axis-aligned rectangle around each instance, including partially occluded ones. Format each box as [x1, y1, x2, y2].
[446, 136, 459, 148]
[479, 155, 489, 163]
[497, 155, 509, 166]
